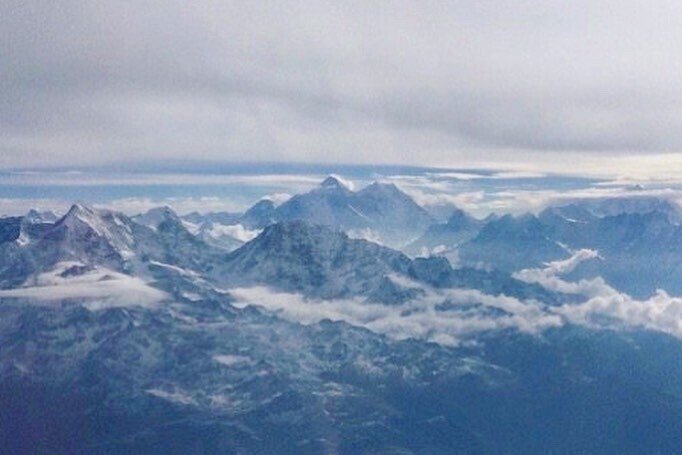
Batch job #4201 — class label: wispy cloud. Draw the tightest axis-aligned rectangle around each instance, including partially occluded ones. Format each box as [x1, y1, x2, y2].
[0, 172, 324, 188]
[0, 262, 167, 309]
[229, 284, 562, 347]
[97, 197, 245, 216]
[0, 198, 69, 217]
[204, 223, 261, 243]
[385, 171, 682, 216]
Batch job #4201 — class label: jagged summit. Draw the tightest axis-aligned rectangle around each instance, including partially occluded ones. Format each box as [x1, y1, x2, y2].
[248, 199, 276, 211]
[57, 203, 109, 233]
[134, 205, 182, 230]
[231, 221, 355, 260]
[217, 220, 555, 304]
[215, 220, 415, 299]
[241, 177, 433, 246]
[63, 202, 95, 219]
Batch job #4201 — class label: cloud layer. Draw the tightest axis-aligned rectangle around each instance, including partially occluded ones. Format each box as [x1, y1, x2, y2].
[230, 249, 682, 346]
[4, 1, 682, 171]
[229, 285, 562, 347]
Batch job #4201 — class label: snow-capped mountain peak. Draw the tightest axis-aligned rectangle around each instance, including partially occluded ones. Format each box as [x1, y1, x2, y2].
[320, 174, 353, 191]
[50, 203, 138, 262]
[134, 206, 182, 230]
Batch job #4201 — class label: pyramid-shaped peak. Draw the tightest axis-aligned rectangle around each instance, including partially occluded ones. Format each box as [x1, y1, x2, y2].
[320, 175, 353, 191]
[68, 202, 93, 214]
[55, 203, 114, 238]
[62, 203, 99, 223]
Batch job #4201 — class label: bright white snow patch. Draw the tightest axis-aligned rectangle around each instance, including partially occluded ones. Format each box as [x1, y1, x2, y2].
[213, 354, 252, 366]
[146, 388, 197, 406]
[15, 230, 30, 246]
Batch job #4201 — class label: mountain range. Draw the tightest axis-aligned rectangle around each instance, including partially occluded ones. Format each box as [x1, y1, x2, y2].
[3, 181, 682, 452]
[189, 176, 435, 248]
[455, 200, 682, 297]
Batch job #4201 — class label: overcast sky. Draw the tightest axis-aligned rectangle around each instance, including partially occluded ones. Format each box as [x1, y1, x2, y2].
[3, 1, 682, 175]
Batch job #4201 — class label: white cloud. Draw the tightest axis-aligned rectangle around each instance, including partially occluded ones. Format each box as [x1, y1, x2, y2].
[146, 388, 197, 406]
[516, 250, 682, 339]
[0, 198, 69, 217]
[513, 249, 602, 289]
[206, 223, 260, 243]
[387, 170, 682, 216]
[229, 247, 682, 346]
[229, 285, 562, 347]
[261, 192, 292, 206]
[0, 262, 167, 310]
[327, 174, 355, 190]
[6, 2, 682, 173]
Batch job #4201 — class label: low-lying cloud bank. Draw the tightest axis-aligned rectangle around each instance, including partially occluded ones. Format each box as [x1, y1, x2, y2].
[231, 251, 682, 346]
[0, 262, 167, 310]
[517, 251, 682, 339]
[229, 282, 562, 347]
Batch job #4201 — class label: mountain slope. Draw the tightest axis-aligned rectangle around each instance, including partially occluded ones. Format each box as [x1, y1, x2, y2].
[4, 199, 682, 452]
[213, 221, 414, 300]
[214, 221, 565, 305]
[3, 299, 682, 453]
[455, 197, 682, 297]
[458, 214, 568, 272]
[406, 208, 483, 256]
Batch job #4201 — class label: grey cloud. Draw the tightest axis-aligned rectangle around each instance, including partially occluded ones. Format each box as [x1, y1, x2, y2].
[3, 0, 682, 169]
